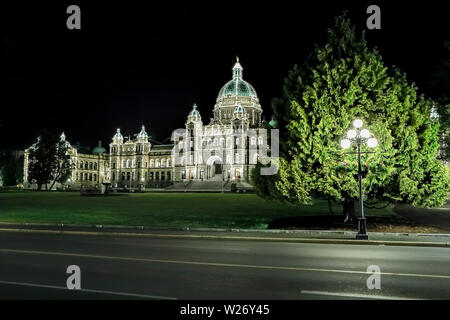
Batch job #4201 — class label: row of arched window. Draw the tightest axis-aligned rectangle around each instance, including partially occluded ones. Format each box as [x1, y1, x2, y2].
[79, 161, 98, 170]
[178, 136, 265, 149]
[179, 153, 258, 165]
[117, 158, 172, 169]
[111, 171, 172, 182]
[111, 145, 149, 153]
[77, 172, 97, 182]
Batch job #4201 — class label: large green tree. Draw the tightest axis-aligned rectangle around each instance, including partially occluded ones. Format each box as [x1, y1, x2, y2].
[48, 135, 73, 190]
[27, 131, 72, 190]
[253, 16, 449, 220]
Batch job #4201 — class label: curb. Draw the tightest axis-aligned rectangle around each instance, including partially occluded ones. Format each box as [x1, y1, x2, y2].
[0, 227, 448, 249]
[0, 222, 449, 237]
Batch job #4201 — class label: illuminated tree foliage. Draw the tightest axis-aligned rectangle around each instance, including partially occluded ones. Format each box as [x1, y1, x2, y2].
[27, 130, 72, 190]
[48, 137, 73, 190]
[253, 16, 449, 219]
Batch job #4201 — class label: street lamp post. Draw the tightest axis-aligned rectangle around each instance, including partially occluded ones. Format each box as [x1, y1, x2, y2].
[340, 119, 378, 240]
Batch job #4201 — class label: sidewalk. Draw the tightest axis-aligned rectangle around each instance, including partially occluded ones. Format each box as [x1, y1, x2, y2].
[394, 200, 450, 231]
[0, 222, 449, 248]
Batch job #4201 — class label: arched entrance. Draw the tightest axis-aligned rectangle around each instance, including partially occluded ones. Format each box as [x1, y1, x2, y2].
[206, 156, 223, 180]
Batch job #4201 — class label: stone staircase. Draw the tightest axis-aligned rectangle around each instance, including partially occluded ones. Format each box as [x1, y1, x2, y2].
[160, 175, 254, 193]
[165, 177, 230, 192]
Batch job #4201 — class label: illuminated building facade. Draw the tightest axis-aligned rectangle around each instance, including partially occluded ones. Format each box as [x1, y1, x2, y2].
[23, 58, 267, 190]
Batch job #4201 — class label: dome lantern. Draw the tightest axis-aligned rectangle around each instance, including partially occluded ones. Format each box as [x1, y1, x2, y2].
[113, 128, 123, 143]
[233, 56, 243, 80]
[188, 103, 202, 122]
[137, 125, 149, 141]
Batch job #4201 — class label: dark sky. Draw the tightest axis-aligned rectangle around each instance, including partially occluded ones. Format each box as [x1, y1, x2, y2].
[3, 1, 449, 150]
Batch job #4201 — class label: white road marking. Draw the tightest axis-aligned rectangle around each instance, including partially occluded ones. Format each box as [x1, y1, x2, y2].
[301, 290, 424, 300]
[1, 248, 450, 280]
[0, 280, 177, 300]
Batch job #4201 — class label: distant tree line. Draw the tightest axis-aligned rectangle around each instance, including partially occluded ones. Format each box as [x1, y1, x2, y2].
[0, 151, 23, 186]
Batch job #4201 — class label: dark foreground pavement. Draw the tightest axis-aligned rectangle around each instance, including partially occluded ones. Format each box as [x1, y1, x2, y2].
[0, 230, 449, 300]
[395, 200, 450, 231]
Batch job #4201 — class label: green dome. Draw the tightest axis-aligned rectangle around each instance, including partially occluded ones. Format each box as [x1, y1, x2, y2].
[137, 125, 148, 139]
[217, 79, 257, 100]
[188, 104, 201, 118]
[92, 140, 106, 155]
[216, 57, 258, 100]
[269, 117, 277, 128]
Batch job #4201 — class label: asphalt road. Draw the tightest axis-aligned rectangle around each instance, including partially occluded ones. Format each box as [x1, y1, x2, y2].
[0, 230, 449, 300]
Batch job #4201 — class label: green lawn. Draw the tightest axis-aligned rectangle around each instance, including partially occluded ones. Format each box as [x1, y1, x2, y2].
[0, 190, 396, 229]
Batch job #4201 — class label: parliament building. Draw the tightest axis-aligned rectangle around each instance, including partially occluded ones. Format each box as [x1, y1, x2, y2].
[23, 58, 269, 190]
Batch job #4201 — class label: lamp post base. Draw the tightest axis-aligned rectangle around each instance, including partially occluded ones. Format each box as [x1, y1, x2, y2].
[356, 217, 368, 240]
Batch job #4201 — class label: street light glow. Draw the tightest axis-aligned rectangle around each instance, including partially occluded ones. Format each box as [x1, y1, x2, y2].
[360, 129, 370, 139]
[367, 138, 378, 148]
[341, 118, 378, 240]
[340, 139, 351, 149]
[347, 129, 357, 139]
[353, 119, 363, 128]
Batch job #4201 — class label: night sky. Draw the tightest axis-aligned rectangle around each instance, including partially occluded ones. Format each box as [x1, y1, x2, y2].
[3, 1, 448, 151]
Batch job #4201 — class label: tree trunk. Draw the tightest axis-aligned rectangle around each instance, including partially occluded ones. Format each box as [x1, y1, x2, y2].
[49, 172, 60, 191]
[342, 200, 355, 223]
[49, 165, 61, 191]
